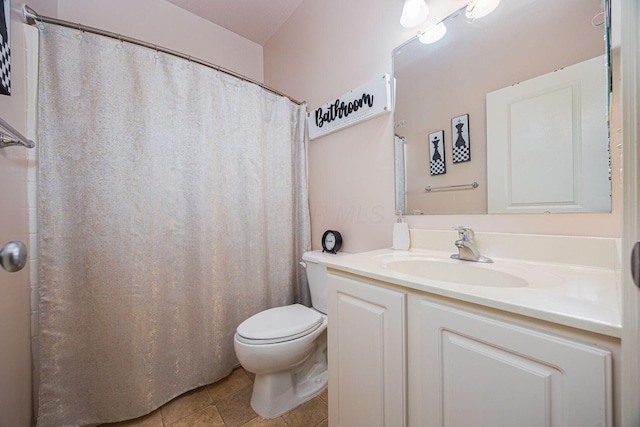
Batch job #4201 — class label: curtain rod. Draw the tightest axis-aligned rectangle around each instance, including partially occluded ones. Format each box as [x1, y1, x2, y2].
[22, 5, 304, 106]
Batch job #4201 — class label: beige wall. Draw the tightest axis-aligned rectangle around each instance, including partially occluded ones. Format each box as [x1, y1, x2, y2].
[264, 0, 415, 253]
[0, 8, 35, 425]
[0, 2, 265, 425]
[55, 0, 264, 82]
[264, 0, 623, 253]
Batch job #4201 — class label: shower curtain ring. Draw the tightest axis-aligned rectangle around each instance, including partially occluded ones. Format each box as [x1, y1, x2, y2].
[116, 34, 124, 49]
[153, 44, 160, 59]
[592, 11, 605, 27]
[187, 55, 192, 68]
[76, 23, 84, 39]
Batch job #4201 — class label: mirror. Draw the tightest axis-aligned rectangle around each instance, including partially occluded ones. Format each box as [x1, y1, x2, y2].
[393, 0, 611, 215]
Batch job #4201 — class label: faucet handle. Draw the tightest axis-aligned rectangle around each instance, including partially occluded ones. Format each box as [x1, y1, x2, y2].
[453, 226, 475, 241]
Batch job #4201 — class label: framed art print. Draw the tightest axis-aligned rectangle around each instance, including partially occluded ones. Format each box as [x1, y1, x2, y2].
[0, 0, 9, 96]
[452, 114, 470, 163]
[429, 130, 446, 175]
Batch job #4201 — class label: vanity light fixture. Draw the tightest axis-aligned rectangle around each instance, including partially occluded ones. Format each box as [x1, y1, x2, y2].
[465, 0, 500, 20]
[418, 22, 447, 44]
[401, 0, 430, 28]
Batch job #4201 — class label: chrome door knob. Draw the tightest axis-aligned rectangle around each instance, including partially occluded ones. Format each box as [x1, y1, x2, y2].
[0, 241, 28, 273]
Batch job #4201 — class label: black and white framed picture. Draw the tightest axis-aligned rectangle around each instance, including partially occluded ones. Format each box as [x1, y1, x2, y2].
[0, 0, 9, 96]
[429, 130, 446, 175]
[451, 114, 470, 163]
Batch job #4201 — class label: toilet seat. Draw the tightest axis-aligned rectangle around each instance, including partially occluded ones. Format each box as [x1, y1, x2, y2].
[236, 304, 324, 345]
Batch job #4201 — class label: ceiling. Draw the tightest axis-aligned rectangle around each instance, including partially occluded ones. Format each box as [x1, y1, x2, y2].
[165, 0, 305, 46]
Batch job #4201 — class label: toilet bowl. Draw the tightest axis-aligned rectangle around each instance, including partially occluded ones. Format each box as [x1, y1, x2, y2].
[233, 250, 346, 419]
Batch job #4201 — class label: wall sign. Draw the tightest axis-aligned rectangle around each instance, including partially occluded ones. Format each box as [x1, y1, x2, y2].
[0, 0, 10, 96]
[429, 130, 446, 175]
[452, 113, 470, 163]
[308, 74, 391, 140]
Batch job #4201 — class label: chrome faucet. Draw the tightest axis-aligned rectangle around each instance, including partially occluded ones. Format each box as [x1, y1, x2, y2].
[451, 226, 492, 263]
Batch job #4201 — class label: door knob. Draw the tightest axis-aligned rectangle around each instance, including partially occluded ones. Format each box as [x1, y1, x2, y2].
[632, 241, 640, 288]
[0, 241, 28, 273]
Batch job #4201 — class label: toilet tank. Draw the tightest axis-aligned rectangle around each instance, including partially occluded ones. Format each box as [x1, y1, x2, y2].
[302, 250, 349, 315]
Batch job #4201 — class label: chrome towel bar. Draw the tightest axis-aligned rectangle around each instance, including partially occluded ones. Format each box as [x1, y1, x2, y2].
[0, 116, 35, 149]
[425, 181, 479, 192]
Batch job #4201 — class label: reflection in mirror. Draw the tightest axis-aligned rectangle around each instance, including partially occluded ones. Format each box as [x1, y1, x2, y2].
[393, 0, 611, 215]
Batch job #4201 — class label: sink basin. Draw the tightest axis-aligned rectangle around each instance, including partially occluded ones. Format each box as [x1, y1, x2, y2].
[385, 258, 528, 288]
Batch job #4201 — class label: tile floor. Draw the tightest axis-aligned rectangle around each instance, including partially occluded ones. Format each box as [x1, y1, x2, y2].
[102, 367, 328, 427]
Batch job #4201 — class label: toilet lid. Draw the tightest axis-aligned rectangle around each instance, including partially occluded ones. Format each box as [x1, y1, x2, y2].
[236, 304, 323, 342]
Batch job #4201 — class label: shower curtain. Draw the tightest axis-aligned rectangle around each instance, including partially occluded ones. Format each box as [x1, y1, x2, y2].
[36, 23, 310, 426]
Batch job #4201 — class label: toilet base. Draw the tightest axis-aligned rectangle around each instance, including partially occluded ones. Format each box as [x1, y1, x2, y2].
[250, 342, 328, 419]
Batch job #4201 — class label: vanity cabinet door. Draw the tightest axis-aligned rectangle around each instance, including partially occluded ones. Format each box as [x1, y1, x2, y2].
[327, 273, 406, 427]
[418, 300, 612, 427]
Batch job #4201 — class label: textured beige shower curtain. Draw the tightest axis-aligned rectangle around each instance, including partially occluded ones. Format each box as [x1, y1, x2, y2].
[36, 23, 310, 426]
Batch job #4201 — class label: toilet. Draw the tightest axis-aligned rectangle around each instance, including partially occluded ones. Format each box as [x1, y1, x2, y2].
[233, 250, 346, 419]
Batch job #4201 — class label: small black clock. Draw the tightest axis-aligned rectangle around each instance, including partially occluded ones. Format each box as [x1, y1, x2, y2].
[321, 230, 343, 254]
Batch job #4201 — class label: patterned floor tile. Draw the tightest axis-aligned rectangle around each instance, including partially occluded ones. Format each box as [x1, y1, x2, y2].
[280, 397, 328, 427]
[239, 416, 288, 427]
[101, 410, 164, 427]
[98, 371, 329, 427]
[160, 386, 213, 425]
[168, 405, 225, 427]
[207, 368, 253, 403]
[216, 386, 259, 427]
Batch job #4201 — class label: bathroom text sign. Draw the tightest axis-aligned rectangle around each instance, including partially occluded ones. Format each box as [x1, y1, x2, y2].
[308, 74, 391, 140]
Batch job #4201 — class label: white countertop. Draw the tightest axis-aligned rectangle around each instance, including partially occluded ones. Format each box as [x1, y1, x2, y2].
[321, 247, 622, 338]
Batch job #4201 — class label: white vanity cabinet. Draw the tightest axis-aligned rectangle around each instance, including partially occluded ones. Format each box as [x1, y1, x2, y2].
[326, 273, 406, 427]
[327, 271, 616, 427]
[416, 299, 613, 427]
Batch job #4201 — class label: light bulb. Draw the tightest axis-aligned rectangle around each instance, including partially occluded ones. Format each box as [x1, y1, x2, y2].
[466, 0, 500, 20]
[400, 0, 430, 28]
[418, 22, 447, 44]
